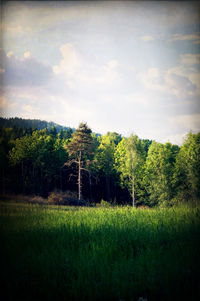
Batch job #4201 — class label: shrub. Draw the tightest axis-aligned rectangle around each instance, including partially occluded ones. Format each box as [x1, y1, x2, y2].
[100, 199, 112, 207]
[47, 190, 89, 206]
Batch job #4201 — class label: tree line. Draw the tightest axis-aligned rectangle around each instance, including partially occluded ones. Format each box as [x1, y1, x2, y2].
[0, 119, 199, 206]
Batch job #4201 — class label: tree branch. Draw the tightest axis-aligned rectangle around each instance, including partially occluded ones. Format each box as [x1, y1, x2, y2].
[63, 159, 79, 167]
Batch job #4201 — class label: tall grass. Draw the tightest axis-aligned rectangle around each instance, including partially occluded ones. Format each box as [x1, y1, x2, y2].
[0, 203, 200, 300]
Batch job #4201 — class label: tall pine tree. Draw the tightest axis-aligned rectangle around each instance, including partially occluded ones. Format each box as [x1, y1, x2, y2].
[66, 123, 93, 200]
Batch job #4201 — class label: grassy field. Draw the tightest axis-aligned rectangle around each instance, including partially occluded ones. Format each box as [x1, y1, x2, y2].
[0, 202, 200, 301]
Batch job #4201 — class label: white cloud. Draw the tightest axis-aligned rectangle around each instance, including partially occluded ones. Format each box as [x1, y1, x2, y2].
[165, 71, 196, 98]
[139, 68, 166, 93]
[6, 25, 23, 33]
[6, 51, 13, 58]
[0, 95, 18, 114]
[92, 60, 120, 85]
[53, 44, 121, 87]
[0, 96, 7, 109]
[180, 54, 200, 66]
[1, 2, 200, 145]
[140, 34, 164, 42]
[169, 114, 200, 132]
[164, 133, 187, 146]
[165, 65, 200, 95]
[139, 65, 196, 98]
[140, 35, 154, 42]
[53, 44, 81, 76]
[170, 33, 200, 44]
[1, 49, 53, 87]
[22, 104, 36, 113]
[107, 60, 118, 69]
[24, 51, 31, 59]
[188, 73, 200, 95]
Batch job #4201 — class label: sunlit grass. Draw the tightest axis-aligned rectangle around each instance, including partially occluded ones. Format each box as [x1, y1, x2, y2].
[0, 203, 199, 300]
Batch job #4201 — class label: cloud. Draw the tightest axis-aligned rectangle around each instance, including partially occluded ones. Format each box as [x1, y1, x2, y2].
[6, 25, 23, 33]
[165, 72, 196, 97]
[53, 44, 81, 76]
[170, 33, 200, 44]
[0, 49, 53, 87]
[24, 51, 31, 59]
[140, 34, 164, 42]
[1, 23, 23, 33]
[139, 68, 167, 93]
[0, 95, 18, 116]
[188, 73, 200, 95]
[0, 96, 7, 109]
[164, 133, 187, 146]
[169, 114, 200, 133]
[139, 65, 197, 99]
[6, 51, 14, 58]
[166, 65, 200, 95]
[180, 54, 200, 66]
[140, 36, 154, 42]
[22, 104, 36, 113]
[53, 43, 121, 87]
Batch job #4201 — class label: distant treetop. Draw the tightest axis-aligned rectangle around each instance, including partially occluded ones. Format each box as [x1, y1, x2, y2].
[0, 117, 74, 133]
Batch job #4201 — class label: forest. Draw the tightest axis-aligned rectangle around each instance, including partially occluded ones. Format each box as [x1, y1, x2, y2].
[0, 117, 199, 207]
[0, 117, 200, 300]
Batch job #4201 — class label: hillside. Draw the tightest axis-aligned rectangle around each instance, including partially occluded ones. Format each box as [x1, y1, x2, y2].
[0, 117, 73, 133]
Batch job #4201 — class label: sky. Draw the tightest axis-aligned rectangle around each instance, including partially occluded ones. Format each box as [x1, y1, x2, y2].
[0, 1, 200, 145]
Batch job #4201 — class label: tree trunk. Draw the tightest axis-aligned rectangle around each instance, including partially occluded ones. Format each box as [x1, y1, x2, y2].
[60, 169, 62, 191]
[106, 175, 110, 203]
[132, 174, 135, 207]
[22, 161, 25, 194]
[32, 165, 35, 194]
[2, 168, 5, 195]
[89, 171, 92, 203]
[78, 151, 82, 200]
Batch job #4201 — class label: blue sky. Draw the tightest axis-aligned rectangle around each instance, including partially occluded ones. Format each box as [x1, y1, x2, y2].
[1, 1, 200, 145]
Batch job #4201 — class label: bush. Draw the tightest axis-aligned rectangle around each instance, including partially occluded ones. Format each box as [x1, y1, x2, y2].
[100, 199, 112, 207]
[47, 190, 89, 206]
[0, 194, 47, 204]
[29, 195, 47, 204]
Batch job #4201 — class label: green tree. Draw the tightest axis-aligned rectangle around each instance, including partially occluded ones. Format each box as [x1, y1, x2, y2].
[173, 132, 200, 202]
[66, 123, 94, 200]
[143, 141, 179, 206]
[115, 135, 144, 207]
[95, 132, 121, 202]
[9, 130, 67, 195]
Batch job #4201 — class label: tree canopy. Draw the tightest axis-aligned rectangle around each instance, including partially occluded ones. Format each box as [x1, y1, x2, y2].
[0, 117, 199, 207]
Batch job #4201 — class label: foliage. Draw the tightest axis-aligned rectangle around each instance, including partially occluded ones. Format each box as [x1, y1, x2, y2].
[115, 135, 145, 206]
[95, 132, 121, 202]
[67, 122, 93, 158]
[0, 117, 73, 134]
[100, 199, 113, 207]
[173, 132, 200, 202]
[0, 117, 199, 207]
[143, 142, 179, 207]
[9, 129, 67, 196]
[66, 123, 95, 200]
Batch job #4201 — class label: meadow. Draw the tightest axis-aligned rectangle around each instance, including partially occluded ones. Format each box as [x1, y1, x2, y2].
[0, 202, 200, 301]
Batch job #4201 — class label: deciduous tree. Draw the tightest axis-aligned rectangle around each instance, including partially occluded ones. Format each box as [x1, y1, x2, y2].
[143, 141, 179, 206]
[115, 135, 144, 206]
[173, 132, 200, 202]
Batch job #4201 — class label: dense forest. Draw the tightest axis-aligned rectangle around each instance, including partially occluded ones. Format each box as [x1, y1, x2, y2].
[0, 117, 199, 207]
[0, 117, 73, 133]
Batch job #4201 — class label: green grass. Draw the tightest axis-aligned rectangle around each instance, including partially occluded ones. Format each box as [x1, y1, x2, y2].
[0, 202, 200, 300]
